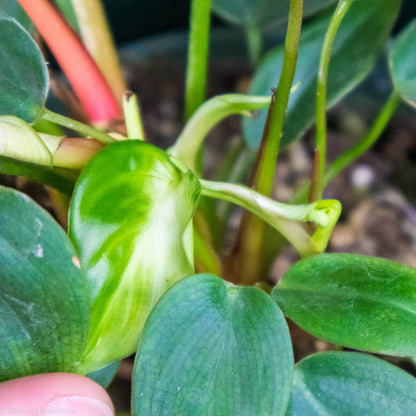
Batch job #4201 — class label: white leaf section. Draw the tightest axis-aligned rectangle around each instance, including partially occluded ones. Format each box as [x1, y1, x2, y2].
[0, 115, 52, 166]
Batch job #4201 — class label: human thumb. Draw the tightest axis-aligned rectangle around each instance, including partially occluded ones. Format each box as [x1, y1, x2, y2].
[0, 372, 114, 415]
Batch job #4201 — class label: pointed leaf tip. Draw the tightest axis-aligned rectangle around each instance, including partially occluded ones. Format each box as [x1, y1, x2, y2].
[133, 274, 294, 416]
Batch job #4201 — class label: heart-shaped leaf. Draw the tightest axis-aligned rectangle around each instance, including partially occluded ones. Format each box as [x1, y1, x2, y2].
[389, 19, 416, 108]
[212, 0, 337, 29]
[133, 273, 293, 416]
[69, 140, 201, 373]
[0, 186, 90, 382]
[0, 13, 48, 123]
[273, 254, 416, 356]
[286, 352, 416, 415]
[243, 0, 401, 149]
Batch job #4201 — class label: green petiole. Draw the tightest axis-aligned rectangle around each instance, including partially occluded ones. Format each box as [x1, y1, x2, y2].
[315, 0, 355, 199]
[325, 91, 401, 184]
[170, 94, 271, 172]
[122, 92, 145, 141]
[200, 179, 341, 258]
[184, 0, 212, 121]
[41, 108, 116, 144]
[229, 0, 303, 285]
[294, 90, 401, 203]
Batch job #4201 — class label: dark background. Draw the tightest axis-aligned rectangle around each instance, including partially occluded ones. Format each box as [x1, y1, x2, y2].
[102, 0, 416, 44]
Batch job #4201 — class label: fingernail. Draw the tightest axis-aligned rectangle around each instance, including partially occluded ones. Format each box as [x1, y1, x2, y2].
[47, 395, 114, 416]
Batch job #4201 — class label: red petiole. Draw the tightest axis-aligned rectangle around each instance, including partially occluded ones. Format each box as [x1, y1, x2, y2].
[17, 0, 121, 126]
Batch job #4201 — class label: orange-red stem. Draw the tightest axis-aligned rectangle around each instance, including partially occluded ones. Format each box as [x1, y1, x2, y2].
[18, 0, 121, 125]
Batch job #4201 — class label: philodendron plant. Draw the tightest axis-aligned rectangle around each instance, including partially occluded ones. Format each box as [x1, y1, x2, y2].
[1, 0, 416, 413]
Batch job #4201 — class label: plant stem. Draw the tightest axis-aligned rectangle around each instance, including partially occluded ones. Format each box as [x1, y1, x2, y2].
[0, 156, 77, 195]
[293, 91, 401, 204]
[325, 91, 401, 184]
[254, 0, 303, 196]
[185, 0, 212, 121]
[41, 109, 116, 144]
[315, 0, 354, 199]
[183, 0, 218, 277]
[122, 92, 145, 140]
[170, 94, 270, 171]
[17, 0, 120, 125]
[200, 179, 341, 257]
[71, 0, 127, 107]
[246, 26, 263, 67]
[229, 0, 303, 285]
[193, 211, 223, 275]
[51, 137, 105, 169]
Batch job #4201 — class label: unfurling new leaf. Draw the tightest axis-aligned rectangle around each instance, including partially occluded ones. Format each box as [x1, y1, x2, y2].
[69, 140, 201, 373]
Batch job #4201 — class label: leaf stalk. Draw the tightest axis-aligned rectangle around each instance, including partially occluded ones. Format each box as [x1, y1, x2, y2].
[200, 179, 341, 258]
[229, 0, 303, 285]
[315, 0, 355, 199]
[17, 0, 121, 125]
[71, 0, 127, 107]
[185, 0, 212, 121]
[41, 109, 116, 144]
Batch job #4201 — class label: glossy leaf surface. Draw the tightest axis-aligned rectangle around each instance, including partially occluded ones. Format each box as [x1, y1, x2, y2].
[287, 352, 416, 415]
[0, 186, 90, 382]
[133, 273, 293, 416]
[0, 13, 48, 123]
[212, 0, 337, 29]
[69, 140, 200, 373]
[389, 19, 416, 108]
[0, 155, 77, 195]
[273, 254, 416, 356]
[243, 0, 401, 149]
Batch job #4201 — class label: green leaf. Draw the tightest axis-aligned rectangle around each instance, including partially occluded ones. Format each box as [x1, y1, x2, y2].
[389, 19, 416, 108]
[212, 0, 338, 29]
[54, 0, 79, 31]
[0, 155, 77, 195]
[273, 253, 416, 356]
[0, 0, 32, 31]
[0, 115, 53, 166]
[287, 352, 416, 415]
[0, 186, 90, 382]
[69, 140, 201, 373]
[0, 13, 48, 123]
[132, 273, 293, 416]
[87, 360, 120, 389]
[243, 0, 401, 149]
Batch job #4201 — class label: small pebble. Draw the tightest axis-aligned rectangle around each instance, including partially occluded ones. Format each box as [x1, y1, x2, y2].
[350, 164, 376, 190]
